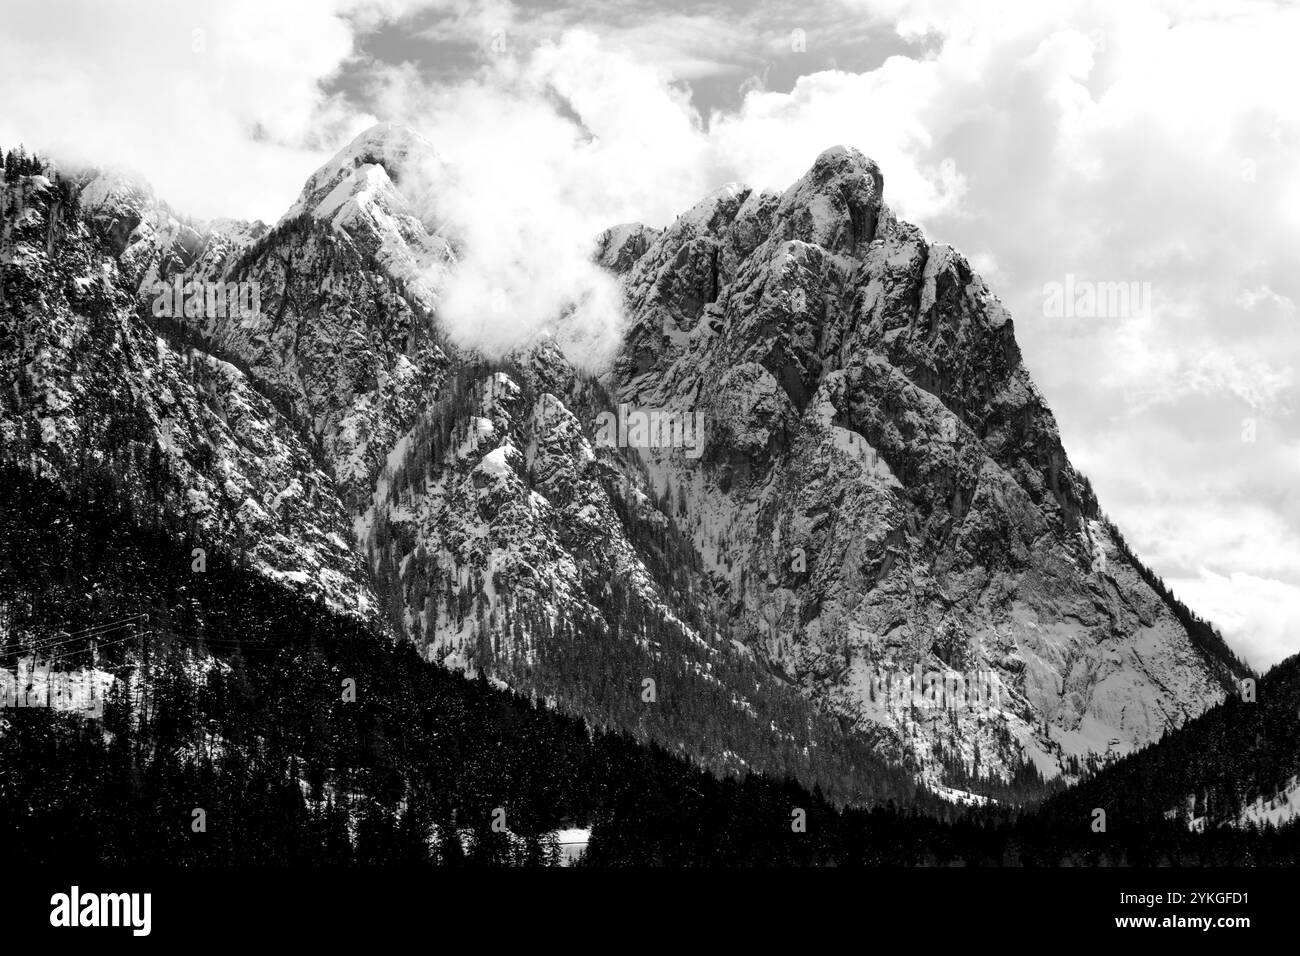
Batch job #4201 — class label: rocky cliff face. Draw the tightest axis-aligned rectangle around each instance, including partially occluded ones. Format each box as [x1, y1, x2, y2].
[604, 145, 1241, 780]
[0, 129, 1244, 794]
[0, 167, 373, 615]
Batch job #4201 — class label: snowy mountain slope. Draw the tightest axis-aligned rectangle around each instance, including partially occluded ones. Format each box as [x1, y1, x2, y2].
[352, 339, 903, 788]
[1237, 776, 1300, 828]
[363, 344, 681, 668]
[12, 137, 887, 790]
[76, 170, 267, 294]
[84, 126, 458, 514]
[0, 129, 1248, 796]
[1, 165, 374, 616]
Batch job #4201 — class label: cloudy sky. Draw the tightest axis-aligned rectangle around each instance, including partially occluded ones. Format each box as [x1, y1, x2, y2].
[3, 0, 1298, 669]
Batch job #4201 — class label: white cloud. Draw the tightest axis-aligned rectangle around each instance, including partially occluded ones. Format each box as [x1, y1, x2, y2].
[0, 0, 370, 220]
[359, 30, 720, 366]
[708, 61, 967, 223]
[1168, 570, 1300, 672]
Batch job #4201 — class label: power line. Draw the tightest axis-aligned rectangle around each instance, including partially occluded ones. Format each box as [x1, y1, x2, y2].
[60, 612, 150, 638]
[0, 614, 150, 655]
[4, 630, 152, 706]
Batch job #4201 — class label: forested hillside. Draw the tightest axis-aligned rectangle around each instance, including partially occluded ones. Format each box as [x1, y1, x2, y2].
[3, 461, 1298, 866]
[0, 460, 930, 865]
[1036, 653, 1300, 834]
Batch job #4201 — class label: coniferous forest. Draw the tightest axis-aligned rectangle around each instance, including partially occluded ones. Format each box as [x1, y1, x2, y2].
[3, 460, 1299, 867]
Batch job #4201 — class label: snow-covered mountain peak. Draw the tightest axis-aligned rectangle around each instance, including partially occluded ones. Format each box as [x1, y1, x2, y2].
[77, 170, 157, 217]
[285, 123, 444, 221]
[775, 144, 885, 254]
[280, 123, 454, 314]
[606, 145, 1241, 782]
[594, 222, 660, 274]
